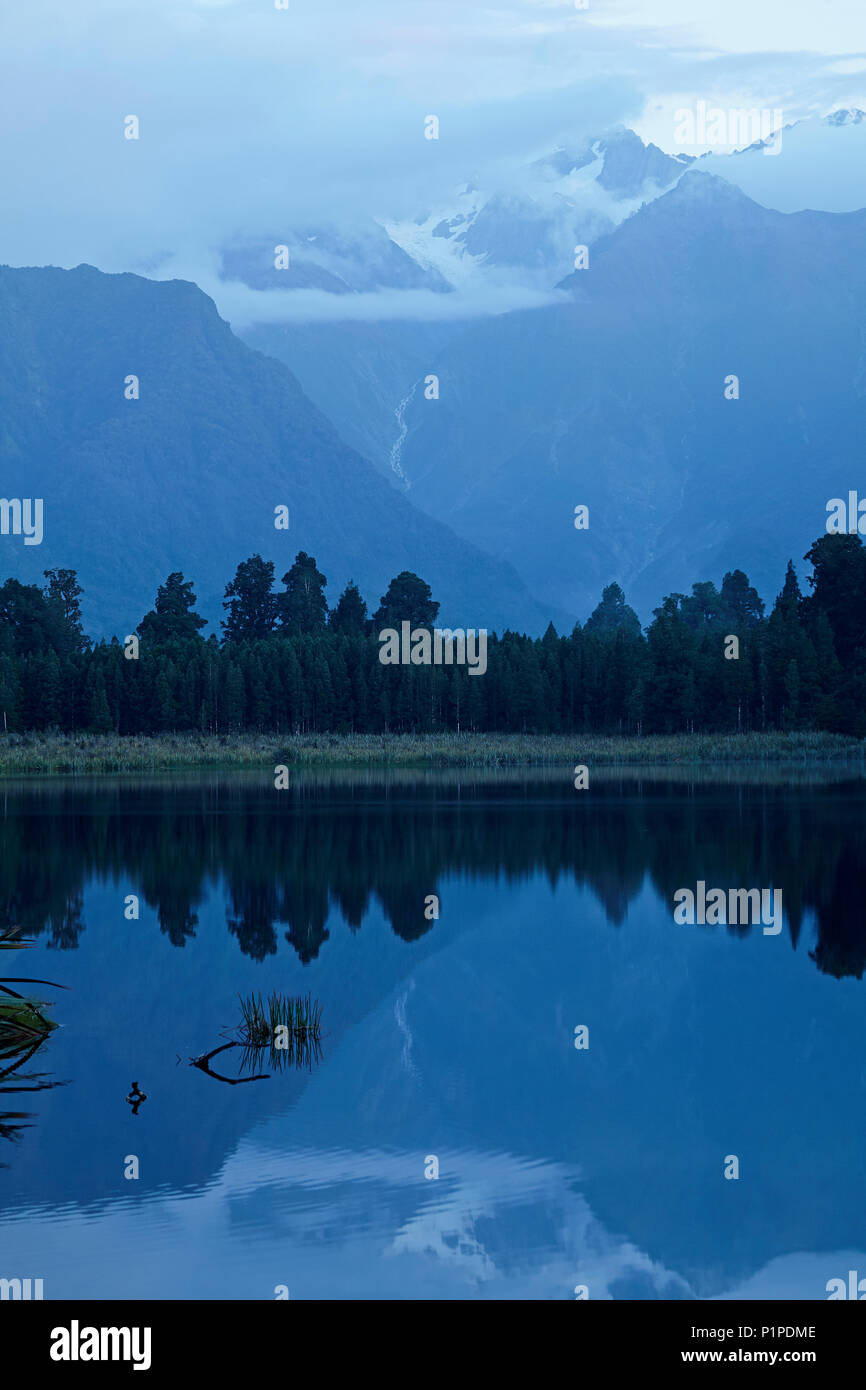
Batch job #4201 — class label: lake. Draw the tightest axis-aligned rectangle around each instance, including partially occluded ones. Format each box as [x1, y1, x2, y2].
[1, 766, 865, 1300]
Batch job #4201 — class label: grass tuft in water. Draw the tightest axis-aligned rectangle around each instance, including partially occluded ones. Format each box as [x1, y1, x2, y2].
[238, 991, 322, 1047]
[191, 993, 323, 1083]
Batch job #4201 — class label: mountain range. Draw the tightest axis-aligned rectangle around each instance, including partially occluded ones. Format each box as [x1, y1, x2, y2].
[3, 113, 865, 634]
[390, 170, 866, 619]
[239, 118, 866, 622]
[0, 264, 558, 637]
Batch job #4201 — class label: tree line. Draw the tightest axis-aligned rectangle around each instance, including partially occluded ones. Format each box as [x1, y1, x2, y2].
[0, 535, 863, 737]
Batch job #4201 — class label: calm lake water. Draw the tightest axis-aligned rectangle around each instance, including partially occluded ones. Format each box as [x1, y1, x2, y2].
[1, 767, 865, 1300]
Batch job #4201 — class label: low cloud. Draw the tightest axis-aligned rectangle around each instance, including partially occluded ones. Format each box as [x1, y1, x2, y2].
[189, 275, 570, 328]
[1, 0, 863, 306]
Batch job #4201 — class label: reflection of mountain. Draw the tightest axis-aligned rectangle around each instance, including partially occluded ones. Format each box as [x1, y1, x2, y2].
[3, 846, 865, 1298]
[3, 772, 866, 978]
[0, 1139, 694, 1299]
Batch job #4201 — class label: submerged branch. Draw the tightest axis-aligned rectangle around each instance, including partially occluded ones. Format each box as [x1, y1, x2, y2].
[190, 1041, 269, 1085]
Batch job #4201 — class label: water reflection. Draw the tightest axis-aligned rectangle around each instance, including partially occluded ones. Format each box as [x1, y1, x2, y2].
[0, 768, 864, 977]
[1, 767, 865, 1299]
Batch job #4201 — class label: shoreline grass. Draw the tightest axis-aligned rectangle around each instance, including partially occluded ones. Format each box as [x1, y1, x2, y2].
[0, 729, 863, 776]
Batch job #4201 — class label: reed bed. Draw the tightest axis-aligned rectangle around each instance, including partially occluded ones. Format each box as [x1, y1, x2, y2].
[0, 729, 862, 776]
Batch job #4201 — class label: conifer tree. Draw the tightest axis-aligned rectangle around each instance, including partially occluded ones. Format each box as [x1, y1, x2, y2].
[279, 552, 329, 634]
[372, 572, 439, 630]
[329, 580, 368, 635]
[138, 573, 207, 645]
[222, 556, 277, 642]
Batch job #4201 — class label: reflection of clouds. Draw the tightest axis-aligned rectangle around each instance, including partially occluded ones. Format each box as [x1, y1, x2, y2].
[377, 1145, 691, 1297]
[712, 1251, 866, 1301]
[209, 1137, 697, 1297]
[1, 1143, 856, 1299]
[0, 1137, 693, 1298]
[0, 1133, 855, 1300]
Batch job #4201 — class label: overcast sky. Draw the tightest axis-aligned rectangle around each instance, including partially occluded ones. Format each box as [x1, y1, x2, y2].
[2, 0, 864, 313]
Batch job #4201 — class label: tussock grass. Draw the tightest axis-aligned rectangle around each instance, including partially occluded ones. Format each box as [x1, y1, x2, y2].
[0, 729, 862, 776]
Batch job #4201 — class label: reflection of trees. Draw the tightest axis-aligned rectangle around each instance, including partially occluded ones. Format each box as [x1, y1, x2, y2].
[0, 809, 87, 949]
[227, 882, 280, 961]
[281, 882, 330, 966]
[3, 775, 866, 977]
[139, 813, 209, 947]
[808, 845, 866, 980]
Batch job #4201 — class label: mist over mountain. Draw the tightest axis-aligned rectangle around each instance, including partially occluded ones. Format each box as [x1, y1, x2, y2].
[237, 115, 866, 624]
[0, 264, 562, 637]
[227, 112, 866, 327]
[386, 126, 691, 289]
[389, 171, 866, 619]
[697, 108, 866, 213]
[238, 127, 690, 480]
[221, 221, 453, 296]
[5, 115, 866, 637]
[230, 126, 691, 316]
